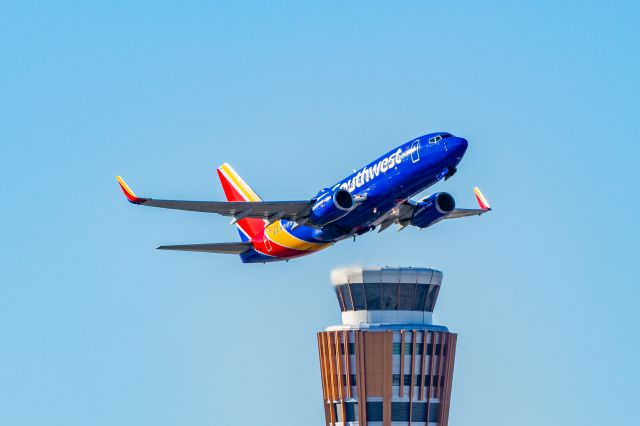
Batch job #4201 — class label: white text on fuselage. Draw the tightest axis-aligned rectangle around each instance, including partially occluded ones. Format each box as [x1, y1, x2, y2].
[334, 148, 408, 192]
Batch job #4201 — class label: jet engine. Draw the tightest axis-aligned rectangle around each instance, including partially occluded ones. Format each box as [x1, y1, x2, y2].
[411, 192, 455, 229]
[308, 189, 355, 226]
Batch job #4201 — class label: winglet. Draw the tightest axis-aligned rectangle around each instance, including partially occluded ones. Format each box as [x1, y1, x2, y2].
[473, 186, 491, 211]
[116, 176, 143, 204]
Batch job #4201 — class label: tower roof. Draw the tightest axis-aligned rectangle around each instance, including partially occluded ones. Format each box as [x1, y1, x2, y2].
[331, 266, 443, 286]
[329, 266, 445, 327]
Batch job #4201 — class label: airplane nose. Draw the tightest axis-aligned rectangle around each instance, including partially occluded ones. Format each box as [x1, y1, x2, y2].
[448, 137, 468, 159]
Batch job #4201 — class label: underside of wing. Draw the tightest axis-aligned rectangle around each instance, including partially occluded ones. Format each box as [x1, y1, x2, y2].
[445, 208, 490, 219]
[157, 242, 253, 254]
[377, 186, 492, 231]
[377, 202, 415, 232]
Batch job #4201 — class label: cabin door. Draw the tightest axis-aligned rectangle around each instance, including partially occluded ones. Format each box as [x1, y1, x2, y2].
[411, 140, 420, 163]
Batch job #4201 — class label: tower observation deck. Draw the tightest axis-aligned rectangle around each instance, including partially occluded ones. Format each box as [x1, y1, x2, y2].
[317, 266, 457, 426]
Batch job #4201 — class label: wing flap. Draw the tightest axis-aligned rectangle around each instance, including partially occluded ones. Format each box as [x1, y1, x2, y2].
[157, 242, 252, 254]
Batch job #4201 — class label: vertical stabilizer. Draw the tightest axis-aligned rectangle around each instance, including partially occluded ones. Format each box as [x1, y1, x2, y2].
[216, 163, 265, 242]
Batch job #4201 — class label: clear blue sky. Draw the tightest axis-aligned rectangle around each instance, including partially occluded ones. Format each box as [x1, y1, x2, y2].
[1, 1, 638, 425]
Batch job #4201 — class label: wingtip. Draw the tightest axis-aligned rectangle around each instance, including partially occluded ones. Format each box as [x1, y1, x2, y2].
[473, 186, 491, 211]
[116, 176, 141, 203]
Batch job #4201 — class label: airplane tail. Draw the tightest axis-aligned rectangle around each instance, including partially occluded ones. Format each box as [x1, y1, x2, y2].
[216, 163, 266, 242]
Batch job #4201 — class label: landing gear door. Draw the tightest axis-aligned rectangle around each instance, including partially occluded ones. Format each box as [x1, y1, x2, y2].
[411, 140, 420, 163]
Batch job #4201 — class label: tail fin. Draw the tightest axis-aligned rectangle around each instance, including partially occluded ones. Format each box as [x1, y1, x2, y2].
[216, 163, 265, 242]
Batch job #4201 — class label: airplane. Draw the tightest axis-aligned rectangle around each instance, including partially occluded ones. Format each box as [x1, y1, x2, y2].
[116, 132, 491, 263]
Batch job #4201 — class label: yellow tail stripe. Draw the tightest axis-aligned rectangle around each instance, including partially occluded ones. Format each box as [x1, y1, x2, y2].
[220, 163, 261, 202]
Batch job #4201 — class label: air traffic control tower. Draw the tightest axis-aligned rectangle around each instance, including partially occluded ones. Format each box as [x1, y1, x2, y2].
[317, 267, 457, 426]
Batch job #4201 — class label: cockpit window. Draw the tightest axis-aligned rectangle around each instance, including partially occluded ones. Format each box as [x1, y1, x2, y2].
[429, 133, 453, 143]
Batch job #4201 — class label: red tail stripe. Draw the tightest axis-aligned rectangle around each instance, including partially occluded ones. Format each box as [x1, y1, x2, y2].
[216, 169, 265, 240]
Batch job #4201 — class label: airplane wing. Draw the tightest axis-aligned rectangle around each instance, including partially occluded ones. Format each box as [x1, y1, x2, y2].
[444, 187, 492, 219]
[377, 186, 491, 232]
[377, 202, 415, 232]
[157, 242, 252, 254]
[116, 176, 313, 222]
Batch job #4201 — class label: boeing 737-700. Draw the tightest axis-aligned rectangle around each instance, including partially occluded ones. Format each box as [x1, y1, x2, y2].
[117, 132, 491, 263]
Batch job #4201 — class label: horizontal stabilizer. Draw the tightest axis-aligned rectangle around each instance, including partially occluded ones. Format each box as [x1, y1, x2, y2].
[157, 242, 252, 254]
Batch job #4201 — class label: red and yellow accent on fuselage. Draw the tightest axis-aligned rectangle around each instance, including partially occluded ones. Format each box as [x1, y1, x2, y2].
[216, 163, 330, 260]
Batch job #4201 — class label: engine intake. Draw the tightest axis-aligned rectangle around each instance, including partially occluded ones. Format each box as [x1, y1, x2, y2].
[411, 192, 456, 229]
[333, 189, 354, 210]
[309, 189, 355, 226]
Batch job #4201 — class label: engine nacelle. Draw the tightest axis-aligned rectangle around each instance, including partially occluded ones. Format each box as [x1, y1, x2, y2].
[309, 189, 355, 226]
[411, 192, 456, 229]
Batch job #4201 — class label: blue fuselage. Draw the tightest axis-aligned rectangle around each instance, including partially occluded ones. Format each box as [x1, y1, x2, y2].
[317, 132, 468, 239]
[240, 132, 468, 262]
